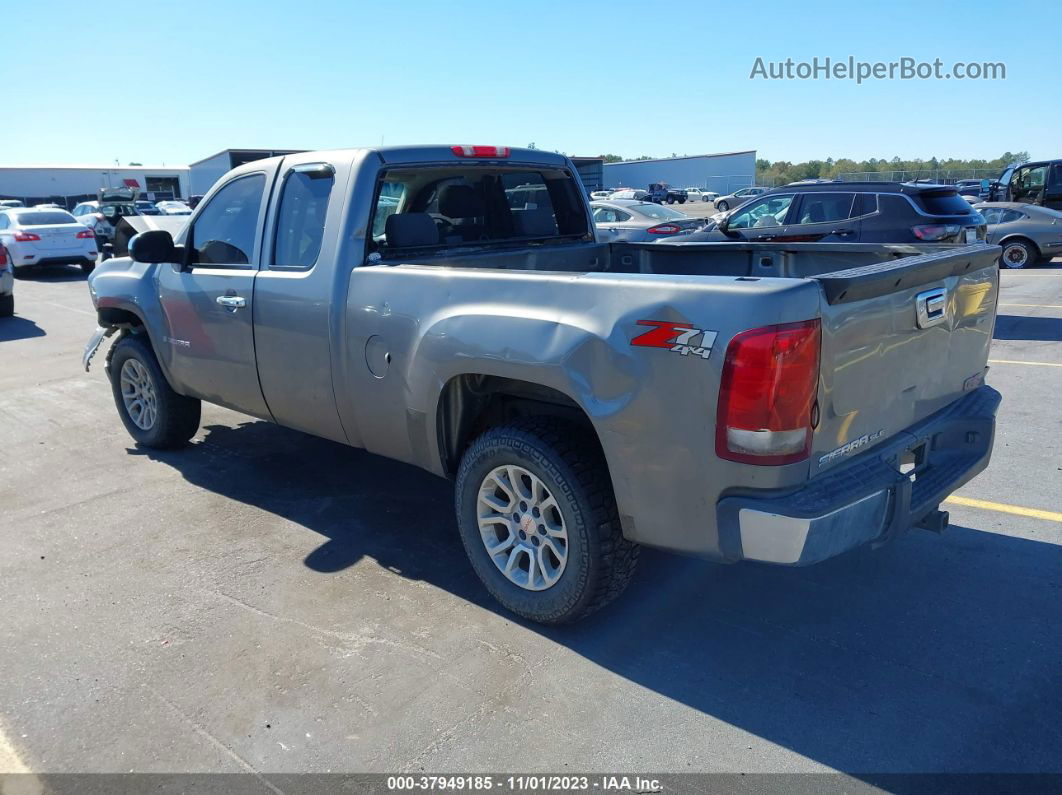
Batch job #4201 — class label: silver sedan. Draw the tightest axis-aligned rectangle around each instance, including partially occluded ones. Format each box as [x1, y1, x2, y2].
[591, 199, 706, 242]
[974, 202, 1062, 269]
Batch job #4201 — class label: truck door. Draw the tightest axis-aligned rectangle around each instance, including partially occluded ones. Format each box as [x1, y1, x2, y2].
[780, 192, 860, 242]
[1045, 164, 1062, 211]
[1009, 164, 1047, 206]
[251, 154, 351, 443]
[157, 169, 275, 418]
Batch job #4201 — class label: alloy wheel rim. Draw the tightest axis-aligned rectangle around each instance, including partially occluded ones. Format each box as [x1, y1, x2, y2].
[120, 359, 158, 431]
[476, 465, 568, 591]
[1003, 244, 1027, 268]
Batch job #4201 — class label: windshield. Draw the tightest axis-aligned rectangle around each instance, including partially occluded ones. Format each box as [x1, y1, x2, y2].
[629, 203, 687, 220]
[15, 210, 76, 225]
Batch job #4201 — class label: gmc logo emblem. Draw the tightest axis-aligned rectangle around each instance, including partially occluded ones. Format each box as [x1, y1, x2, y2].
[631, 320, 718, 360]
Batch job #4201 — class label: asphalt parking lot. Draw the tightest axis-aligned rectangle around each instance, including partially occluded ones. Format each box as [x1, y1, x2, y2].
[1, 261, 1060, 780]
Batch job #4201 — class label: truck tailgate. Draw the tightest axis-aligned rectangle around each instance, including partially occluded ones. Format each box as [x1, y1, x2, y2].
[810, 244, 1000, 477]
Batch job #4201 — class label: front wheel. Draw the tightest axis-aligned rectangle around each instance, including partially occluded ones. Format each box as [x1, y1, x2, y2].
[678, 197, 686, 204]
[1000, 239, 1035, 269]
[455, 418, 639, 624]
[108, 334, 201, 448]
[715, 200, 729, 211]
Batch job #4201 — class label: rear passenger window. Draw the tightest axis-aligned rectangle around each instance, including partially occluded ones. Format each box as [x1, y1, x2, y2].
[795, 193, 854, 224]
[192, 174, 265, 266]
[1000, 209, 1026, 223]
[850, 193, 878, 217]
[273, 165, 334, 268]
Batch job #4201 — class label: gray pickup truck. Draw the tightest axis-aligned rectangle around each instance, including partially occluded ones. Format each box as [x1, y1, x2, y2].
[83, 145, 1002, 624]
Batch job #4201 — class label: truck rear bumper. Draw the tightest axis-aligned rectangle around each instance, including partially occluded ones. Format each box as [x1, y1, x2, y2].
[716, 385, 1001, 566]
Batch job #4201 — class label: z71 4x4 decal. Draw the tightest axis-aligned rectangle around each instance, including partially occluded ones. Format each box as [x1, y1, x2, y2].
[630, 320, 718, 360]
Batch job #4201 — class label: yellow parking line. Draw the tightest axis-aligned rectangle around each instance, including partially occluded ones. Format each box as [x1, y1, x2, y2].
[945, 496, 1062, 523]
[998, 303, 1062, 308]
[988, 359, 1062, 367]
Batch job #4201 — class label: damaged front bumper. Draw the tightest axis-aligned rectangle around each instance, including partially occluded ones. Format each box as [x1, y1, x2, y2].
[716, 385, 1002, 565]
[82, 325, 117, 372]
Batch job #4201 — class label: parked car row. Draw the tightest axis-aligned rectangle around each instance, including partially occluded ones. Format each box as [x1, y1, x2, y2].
[591, 185, 723, 204]
[69, 188, 192, 249]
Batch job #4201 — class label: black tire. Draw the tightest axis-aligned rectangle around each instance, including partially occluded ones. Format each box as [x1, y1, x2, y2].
[108, 333, 201, 449]
[1000, 238, 1037, 270]
[678, 197, 686, 204]
[455, 418, 639, 624]
[716, 200, 729, 211]
[0, 292, 12, 317]
[666, 197, 675, 204]
[81, 260, 95, 275]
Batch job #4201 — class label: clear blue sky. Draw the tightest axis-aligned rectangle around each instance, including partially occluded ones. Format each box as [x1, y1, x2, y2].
[4, 0, 1057, 166]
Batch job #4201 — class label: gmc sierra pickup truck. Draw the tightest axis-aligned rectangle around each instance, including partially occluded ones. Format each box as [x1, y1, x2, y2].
[83, 145, 1002, 624]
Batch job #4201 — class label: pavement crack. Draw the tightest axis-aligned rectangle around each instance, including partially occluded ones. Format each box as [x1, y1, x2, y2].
[144, 685, 285, 795]
[213, 590, 443, 661]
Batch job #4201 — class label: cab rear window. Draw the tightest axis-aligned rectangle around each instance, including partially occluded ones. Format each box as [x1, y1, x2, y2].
[915, 190, 973, 215]
[369, 166, 588, 254]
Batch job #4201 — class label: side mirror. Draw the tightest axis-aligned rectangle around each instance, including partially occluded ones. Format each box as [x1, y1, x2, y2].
[716, 216, 730, 235]
[129, 229, 176, 264]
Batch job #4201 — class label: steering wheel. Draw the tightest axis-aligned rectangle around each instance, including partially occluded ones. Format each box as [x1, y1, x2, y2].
[430, 215, 454, 236]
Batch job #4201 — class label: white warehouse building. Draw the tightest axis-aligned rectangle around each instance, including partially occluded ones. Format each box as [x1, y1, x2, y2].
[0, 164, 190, 208]
[0, 148, 302, 209]
[603, 150, 757, 194]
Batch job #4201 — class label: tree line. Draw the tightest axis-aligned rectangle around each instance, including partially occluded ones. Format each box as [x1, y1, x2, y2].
[755, 152, 1029, 184]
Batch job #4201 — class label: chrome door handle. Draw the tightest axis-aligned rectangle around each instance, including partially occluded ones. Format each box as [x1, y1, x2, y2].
[216, 295, 246, 308]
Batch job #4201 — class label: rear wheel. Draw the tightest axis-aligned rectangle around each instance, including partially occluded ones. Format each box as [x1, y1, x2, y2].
[455, 418, 638, 624]
[0, 292, 12, 317]
[1000, 239, 1036, 269]
[108, 334, 201, 448]
[81, 260, 95, 274]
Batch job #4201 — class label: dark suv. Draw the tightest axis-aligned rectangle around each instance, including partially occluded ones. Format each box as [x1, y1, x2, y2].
[687, 182, 986, 245]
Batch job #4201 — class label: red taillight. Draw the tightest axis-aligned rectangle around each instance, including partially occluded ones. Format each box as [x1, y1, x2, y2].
[647, 223, 682, 235]
[14, 231, 40, 242]
[716, 319, 821, 466]
[912, 223, 960, 241]
[76, 228, 95, 239]
[0, 248, 7, 267]
[450, 145, 511, 158]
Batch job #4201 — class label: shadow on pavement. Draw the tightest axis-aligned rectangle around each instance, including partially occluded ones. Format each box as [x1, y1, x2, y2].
[994, 314, 1062, 342]
[14, 266, 88, 282]
[0, 315, 46, 341]
[139, 420, 1062, 776]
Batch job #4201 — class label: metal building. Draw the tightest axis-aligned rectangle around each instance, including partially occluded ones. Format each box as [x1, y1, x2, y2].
[0, 164, 190, 209]
[189, 148, 304, 196]
[603, 151, 757, 194]
[570, 157, 605, 192]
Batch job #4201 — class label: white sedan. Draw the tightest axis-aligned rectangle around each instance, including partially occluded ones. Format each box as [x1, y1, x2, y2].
[0, 208, 98, 275]
[155, 200, 192, 216]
